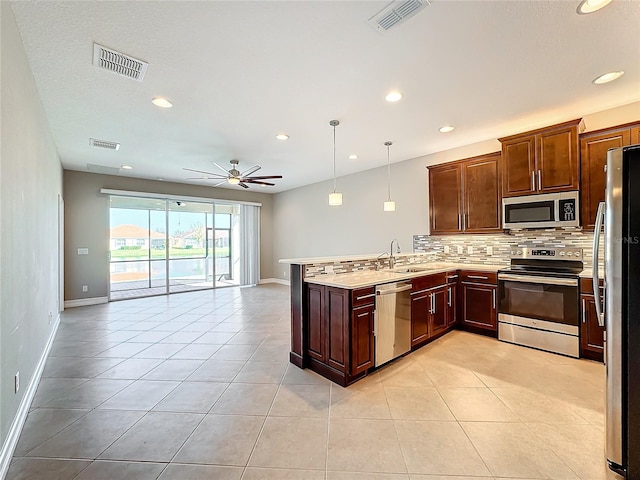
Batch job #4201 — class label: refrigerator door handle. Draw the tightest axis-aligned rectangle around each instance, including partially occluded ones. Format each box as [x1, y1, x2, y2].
[593, 201, 606, 327]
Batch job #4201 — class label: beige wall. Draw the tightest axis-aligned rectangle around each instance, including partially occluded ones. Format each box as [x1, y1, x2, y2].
[63, 171, 275, 301]
[272, 102, 640, 280]
[0, 2, 63, 446]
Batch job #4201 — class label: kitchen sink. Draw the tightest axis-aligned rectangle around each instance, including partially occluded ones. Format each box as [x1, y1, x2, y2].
[393, 266, 435, 273]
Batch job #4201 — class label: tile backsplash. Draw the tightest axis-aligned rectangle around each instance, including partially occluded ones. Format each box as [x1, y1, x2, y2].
[413, 228, 603, 268]
[302, 228, 603, 278]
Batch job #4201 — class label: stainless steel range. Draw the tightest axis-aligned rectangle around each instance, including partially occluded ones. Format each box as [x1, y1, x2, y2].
[497, 246, 583, 357]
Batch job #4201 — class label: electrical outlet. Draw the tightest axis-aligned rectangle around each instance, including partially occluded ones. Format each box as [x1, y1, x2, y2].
[444, 245, 450, 254]
[15, 372, 19, 393]
[283, 270, 287, 277]
[487, 246, 493, 255]
[325, 265, 334, 274]
[457, 245, 463, 254]
[82, 285, 88, 292]
[467, 246, 473, 254]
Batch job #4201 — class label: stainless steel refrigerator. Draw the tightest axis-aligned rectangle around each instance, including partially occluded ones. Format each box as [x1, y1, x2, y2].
[594, 144, 640, 478]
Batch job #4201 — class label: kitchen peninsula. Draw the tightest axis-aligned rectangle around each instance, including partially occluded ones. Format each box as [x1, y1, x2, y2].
[282, 253, 504, 386]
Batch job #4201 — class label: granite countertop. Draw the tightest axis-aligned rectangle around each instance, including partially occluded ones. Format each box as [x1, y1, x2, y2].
[305, 262, 505, 289]
[279, 252, 435, 264]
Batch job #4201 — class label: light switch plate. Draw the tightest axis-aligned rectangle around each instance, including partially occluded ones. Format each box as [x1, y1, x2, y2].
[77, 248, 89, 255]
[444, 246, 450, 254]
[467, 246, 473, 254]
[487, 246, 493, 255]
[457, 246, 463, 254]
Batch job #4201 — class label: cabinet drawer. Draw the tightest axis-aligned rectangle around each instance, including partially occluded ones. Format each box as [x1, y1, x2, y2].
[352, 286, 376, 307]
[459, 270, 497, 284]
[411, 272, 447, 292]
[580, 277, 604, 295]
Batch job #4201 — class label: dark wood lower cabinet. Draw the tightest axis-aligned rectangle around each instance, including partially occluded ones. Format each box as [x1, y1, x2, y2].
[410, 291, 430, 346]
[351, 303, 375, 375]
[446, 281, 457, 327]
[305, 284, 373, 385]
[460, 281, 497, 333]
[430, 287, 448, 337]
[581, 294, 604, 362]
[580, 277, 605, 362]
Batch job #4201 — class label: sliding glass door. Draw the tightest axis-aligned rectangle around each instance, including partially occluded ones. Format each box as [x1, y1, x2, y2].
[109, 195, 245, 300]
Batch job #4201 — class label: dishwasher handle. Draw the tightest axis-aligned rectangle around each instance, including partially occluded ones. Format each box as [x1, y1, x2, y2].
[376, 284, 412, 295]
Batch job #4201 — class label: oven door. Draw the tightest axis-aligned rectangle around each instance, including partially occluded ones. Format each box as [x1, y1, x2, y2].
[498, 273, 579, 327]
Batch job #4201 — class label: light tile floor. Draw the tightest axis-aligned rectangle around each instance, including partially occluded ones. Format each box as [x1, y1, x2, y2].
[9, 284, 615, 479]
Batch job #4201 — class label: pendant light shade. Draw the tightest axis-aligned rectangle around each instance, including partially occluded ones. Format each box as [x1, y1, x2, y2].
[384, 141, 396, 212]
[329, 120, 342, 206]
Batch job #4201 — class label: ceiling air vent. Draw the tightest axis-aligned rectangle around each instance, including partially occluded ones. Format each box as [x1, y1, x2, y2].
[90, 138, 120, 150]
[87, 163, 121, 175]
[369, 0, 430, 33]
[92, 43, 148, 82]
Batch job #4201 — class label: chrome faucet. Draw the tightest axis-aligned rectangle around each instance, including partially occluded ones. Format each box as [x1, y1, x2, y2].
[389, 239, 401, 269]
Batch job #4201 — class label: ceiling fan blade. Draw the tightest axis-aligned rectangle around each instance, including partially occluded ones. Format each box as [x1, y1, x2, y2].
[213, 180, 228, 187]
[183, 168, 227, 178]
[239, 182, 250, 189]
[240, 165, 261, 177]
[213, 162, 231, 174]
[186, 176, 225, 180]
[243, 175, 283, 180]
[244, 180, 275, 186]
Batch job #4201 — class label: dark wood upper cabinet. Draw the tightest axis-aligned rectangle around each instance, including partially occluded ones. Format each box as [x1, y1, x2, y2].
[463, 153, 501, 232]
[632, 126, 640, 144]
[429, 152, 501, 234]
[501, 137, 536, 196]
[429, 163, 462, 233]
[499, 119, 583, 198]
[580, 123, 638, 230]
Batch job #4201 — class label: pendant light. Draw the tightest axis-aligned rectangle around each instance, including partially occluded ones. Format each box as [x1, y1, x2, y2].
[383, 141, 396, 212]
[328, 120, 342, 206]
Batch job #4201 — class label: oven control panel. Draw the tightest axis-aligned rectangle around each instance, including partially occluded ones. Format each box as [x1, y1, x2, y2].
[509, 247, 583, 260]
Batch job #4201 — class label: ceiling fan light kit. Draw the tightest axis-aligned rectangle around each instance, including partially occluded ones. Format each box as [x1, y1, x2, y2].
[183, 159, 282, 189]
[329, 120, 343, 206]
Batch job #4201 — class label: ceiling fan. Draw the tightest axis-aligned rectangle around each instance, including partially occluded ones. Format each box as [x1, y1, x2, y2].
[184, 159, 283, 189]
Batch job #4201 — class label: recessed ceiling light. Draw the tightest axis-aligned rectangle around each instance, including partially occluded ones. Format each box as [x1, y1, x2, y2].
[120, 165, 133, 170]
[151, 97, 173, 108]
[577, 0, 613, 14]
[592, 71, 625, 84]
[439, 125, 455, 133]
[385, 91, 403, 102]
[348, 154, 359, 160]
[275, 134, 289, 141]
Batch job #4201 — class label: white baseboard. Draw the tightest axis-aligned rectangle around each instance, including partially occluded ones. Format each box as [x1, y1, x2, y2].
[0, 314, 60, 480]
[259, 277, 290, 286]
[64, 296, 108, 308]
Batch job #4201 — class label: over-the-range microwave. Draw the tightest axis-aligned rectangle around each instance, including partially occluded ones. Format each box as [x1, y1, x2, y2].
[502, 191, 580, 229]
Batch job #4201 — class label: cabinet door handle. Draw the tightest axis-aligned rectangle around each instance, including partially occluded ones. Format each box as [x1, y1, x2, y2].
[462, 213, 466, 231]
[458, 214, 461, 230]
[582, 298, 586, 323]
[537, 170, 542, 191]
[468, 275, 488, 280]
[433, 293, 436, 314]
[448, 287, 452, 307]
[356, 293, 376, 301]
[492, 289, 496, 310]
[531, 171, 535, 191]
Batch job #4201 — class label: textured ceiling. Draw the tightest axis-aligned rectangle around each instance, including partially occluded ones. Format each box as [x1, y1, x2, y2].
[10, 0, 640, 193]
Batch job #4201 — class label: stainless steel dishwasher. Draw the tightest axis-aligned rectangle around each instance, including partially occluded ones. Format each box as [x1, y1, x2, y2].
[375, 282, 412, 367]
